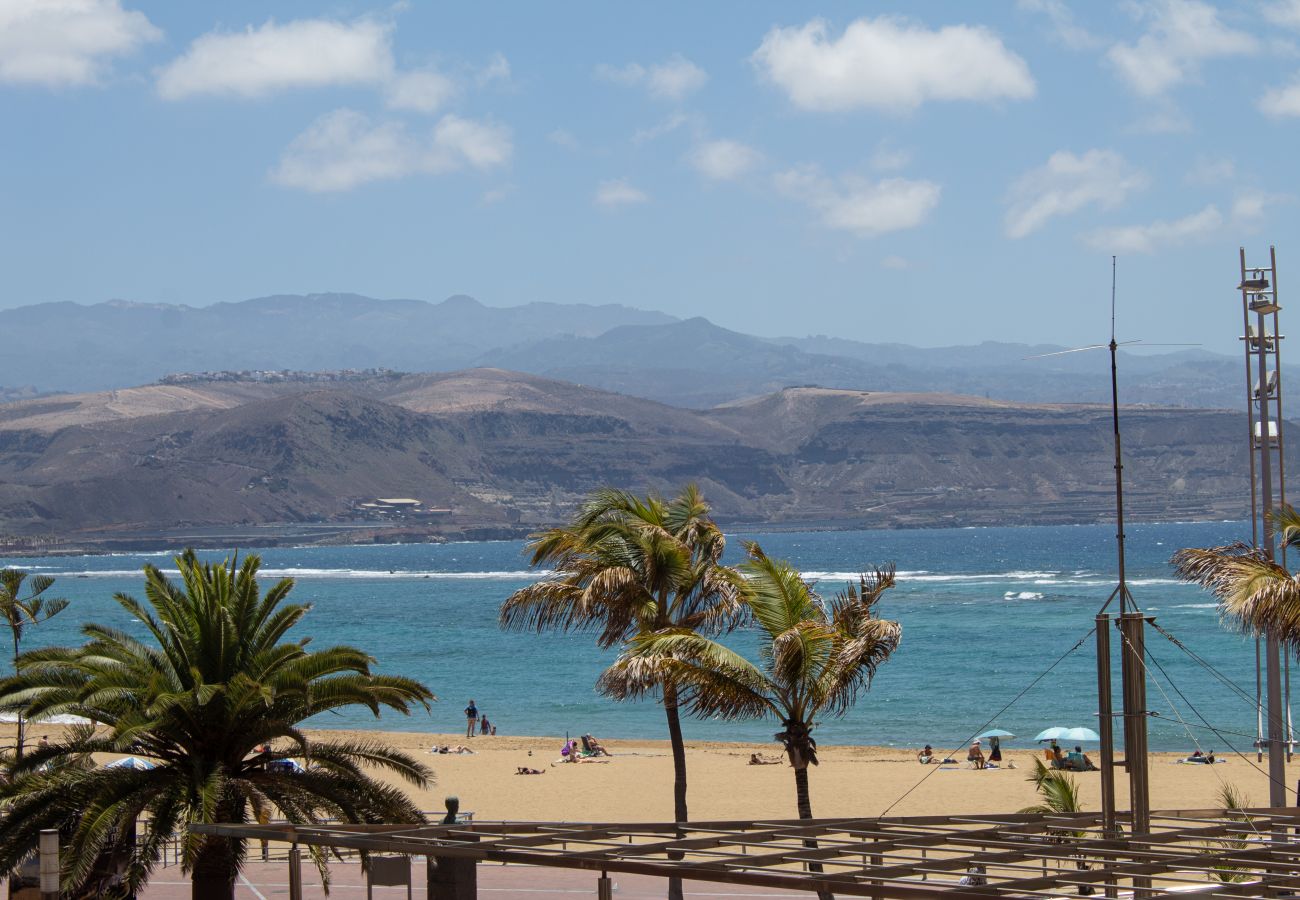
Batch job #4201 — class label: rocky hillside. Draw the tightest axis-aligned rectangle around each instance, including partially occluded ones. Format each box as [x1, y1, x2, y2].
[0, 370, 1276, 545]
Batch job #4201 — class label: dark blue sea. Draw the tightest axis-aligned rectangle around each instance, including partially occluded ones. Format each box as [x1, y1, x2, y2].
[2, 522, 1283, 754]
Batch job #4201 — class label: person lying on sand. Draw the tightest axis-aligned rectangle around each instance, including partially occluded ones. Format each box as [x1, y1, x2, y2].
[749, 753, 783, 765]
[433, 745, 476, 755]
[516, 767, 545, 775]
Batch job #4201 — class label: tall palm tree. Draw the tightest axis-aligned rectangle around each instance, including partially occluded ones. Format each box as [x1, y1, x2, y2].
[0, 568, 68, 760]
[500, 485, 743, 900]
[606, 541, 900, 813]
[1172, 505, 1300, 646]
[0, 550, 434, 900]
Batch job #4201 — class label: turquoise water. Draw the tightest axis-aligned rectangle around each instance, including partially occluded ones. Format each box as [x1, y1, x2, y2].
[0, 521, 1279, 754]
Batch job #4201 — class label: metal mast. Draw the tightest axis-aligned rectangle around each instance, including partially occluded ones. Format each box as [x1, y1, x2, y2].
[1095, 257, 1149, 842]
[1238, 246, 1291, 806]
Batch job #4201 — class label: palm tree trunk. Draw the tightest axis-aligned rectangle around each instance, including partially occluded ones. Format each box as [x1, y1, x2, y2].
[12, 633, 22, 761]
[793, 765, 834, 900]
[663, 681, 687, 900]
[190, 837, 238, 900]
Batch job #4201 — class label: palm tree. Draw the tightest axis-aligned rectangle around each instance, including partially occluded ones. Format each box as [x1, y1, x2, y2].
[606, 541, 901, 819]
[0, 550, 434, 900]
[0, 568, 68, 760]
[1172, 505, 1300, 646]
[1020, 759, 1097, 891]
[500, 485, 743, 900]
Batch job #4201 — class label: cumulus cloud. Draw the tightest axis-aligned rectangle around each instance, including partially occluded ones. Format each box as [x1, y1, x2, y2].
[1107, 0, 1257, 98]
[870, 144, 912, 172]
[751, 16, 1034, 112]
[0, 0, 160, 87]
[157, 18, 393, 100]
[477, 52, 511, 86]
[1260, 74, 1300, 117]
[548, 129, 579, 150]
[1231, 189, 1289, 227]
[384, 68, 455, 113]
[596, 53, 707, 101]
[1185, 155, 1235, 184]
[594, 179, 649, 208]
[271, 108, 511, 192]
[1016, 0, 1103, 49]
[688, 139, 762, 181]
[1083, 205, 1222, 253]
[774, 166, 941, 237]
[1264, 0, 1300, 29]
[1004, 149, 1147, 239]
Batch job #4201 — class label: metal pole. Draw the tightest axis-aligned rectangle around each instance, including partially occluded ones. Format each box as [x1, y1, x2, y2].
[39, 828, 59, 900]
[289, 843, 303, 900]
[1096, 614, 1117, 837]
[1257, 290, 1288, 807]
[1119, 612, 1150, 836]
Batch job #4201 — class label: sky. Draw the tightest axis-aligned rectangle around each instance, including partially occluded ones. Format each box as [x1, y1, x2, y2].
[1, 1, 1298, 353]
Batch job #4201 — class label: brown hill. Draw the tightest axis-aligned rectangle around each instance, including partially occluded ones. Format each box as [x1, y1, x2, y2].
[0, 371, 1275, 544]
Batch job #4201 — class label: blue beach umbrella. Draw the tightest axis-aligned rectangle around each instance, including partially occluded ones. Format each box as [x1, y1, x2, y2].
[1034, 726, 1100, 743]
[104, 756, 155, 770]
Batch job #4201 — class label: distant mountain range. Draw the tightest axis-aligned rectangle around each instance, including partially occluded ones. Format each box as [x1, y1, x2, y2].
[0, 369, 1278, 547]
[0, 294, 1247, 410]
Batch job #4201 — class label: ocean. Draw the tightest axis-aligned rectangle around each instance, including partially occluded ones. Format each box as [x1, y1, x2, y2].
[1, 521, 1283, 755]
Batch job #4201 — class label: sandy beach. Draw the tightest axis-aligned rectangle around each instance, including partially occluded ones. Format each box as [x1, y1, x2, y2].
[14, 723, 1292, 823]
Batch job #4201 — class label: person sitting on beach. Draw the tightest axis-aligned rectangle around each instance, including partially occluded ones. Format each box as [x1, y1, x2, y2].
[515, 767, 545, 775]
[749, 753, 783, 765]
[917, 744, 934, 765]
[967, 740, 986, 769]
[1047, 740, 1066, 769]
[582, 734, 610, 756]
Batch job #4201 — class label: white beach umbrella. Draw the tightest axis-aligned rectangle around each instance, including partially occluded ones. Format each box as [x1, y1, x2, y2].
[104, 756, 155, 770]
[976, 729, 1016, 740]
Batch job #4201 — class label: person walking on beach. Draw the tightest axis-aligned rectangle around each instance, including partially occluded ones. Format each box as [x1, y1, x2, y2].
[464, 699, 478, 738]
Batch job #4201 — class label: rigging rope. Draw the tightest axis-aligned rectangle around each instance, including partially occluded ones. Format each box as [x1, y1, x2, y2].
[878, 625, 1096, 818]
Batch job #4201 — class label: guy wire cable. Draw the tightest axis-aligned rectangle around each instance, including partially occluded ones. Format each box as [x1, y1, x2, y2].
[1151, 621, 1261, 709]
[878, 625, 1096, 818]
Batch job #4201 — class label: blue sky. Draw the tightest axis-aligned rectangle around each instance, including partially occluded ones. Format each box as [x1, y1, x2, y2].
[2, 1, 1298, 353]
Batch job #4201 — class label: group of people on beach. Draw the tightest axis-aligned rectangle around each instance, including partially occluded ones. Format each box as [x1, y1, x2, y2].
[464, 699, 496, 736]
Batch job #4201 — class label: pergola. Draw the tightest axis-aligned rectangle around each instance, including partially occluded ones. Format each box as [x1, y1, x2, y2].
[192, 807, 1300, 899]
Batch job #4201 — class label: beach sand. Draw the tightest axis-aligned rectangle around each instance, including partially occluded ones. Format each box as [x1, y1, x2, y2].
[13, 723, 1289, 823]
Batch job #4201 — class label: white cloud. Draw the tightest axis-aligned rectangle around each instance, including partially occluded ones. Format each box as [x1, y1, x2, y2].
[870, 143, 912, 172]
[1231, 189, 1289, 227]
[632, 112, 690, 145]
[751, 16, 1034, 112]
[384, 68, 455, 113]
[271, 109, 511, 192]
[1265, 0, 1300, 29]
[1004, 149, 1147, 239]
[548, 129, 579, 150]
[480, 184, 514, 205]
[880, 255, 912, 269]
[1260, 74, 1300, 117]
[594, 179, 649, 209]
[596, 53, 707, 101]
[477, 52, 511, 86]
[1185, 155, 1235, 184]
[1017, 0, 1103, 50]
[1083, 205, 1222, 253]
[774, 166, 941, 237]
[157, 18, 393, 100]
[0, 0, 160, 87]
[688, 139, 762, 181]
[1107, 0, 1257, 98]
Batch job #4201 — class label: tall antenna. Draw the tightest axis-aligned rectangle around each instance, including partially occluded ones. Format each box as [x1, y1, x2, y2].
[1238, 245, 1291, 805]
[1028, 257, 1154, 842]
